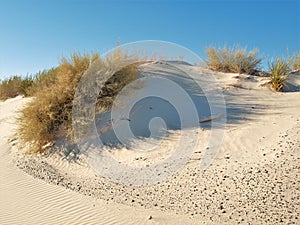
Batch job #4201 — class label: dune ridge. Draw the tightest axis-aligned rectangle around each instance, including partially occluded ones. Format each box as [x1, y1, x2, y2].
[1, 62, 300, 224]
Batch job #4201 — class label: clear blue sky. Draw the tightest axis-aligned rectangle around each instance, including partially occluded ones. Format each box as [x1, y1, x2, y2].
[0, 0, 299, 79]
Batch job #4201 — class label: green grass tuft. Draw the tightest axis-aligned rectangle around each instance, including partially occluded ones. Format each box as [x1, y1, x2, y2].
[268, 58, 291, 92]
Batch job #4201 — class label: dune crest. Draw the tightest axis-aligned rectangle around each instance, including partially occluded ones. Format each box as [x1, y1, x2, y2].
[1, 63, 300, 224]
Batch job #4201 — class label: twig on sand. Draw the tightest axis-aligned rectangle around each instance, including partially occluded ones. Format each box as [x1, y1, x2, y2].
[199, 115, 222, 123]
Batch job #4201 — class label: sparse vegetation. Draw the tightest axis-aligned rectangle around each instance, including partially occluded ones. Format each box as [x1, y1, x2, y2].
[18, 51, 139, 153]
[289, 52, 300, 72]
[0, 75, 34, 100]
[269, 58, 291, 91]
[205, 45, 262, 75]
[0, 44, 298, 152]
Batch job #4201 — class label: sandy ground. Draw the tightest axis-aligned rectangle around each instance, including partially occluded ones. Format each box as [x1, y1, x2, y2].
[0, 97, 200, 225]
[1, 63, 300, 224]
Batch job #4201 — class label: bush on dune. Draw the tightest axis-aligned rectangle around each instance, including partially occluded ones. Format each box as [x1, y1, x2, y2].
[27, 68, 58, 96]
[18, 51, 139, 153]
[18, 54, 93, 152]
[205, 45, 262, 75]
[96, 56, 139, 111]
[0, 66, 61, 100]
[0, 75, 34, 100]
[12, 45, 296, 153]
[268, 58, 291, 92]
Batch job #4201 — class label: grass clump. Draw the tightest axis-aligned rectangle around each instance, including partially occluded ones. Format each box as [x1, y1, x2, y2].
[205, 45, 262, 75]
[18, 51, 139, 153]
[268, 58, 291, 91]
[0, 75, 34, 100]
[289, 52, 300, 72]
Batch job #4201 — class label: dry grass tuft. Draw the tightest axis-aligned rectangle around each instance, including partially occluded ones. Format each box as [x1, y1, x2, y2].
[289, 52, 300, 72]
[205, 45, 262, 75]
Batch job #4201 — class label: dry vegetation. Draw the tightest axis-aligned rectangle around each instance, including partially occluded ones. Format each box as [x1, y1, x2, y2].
[0, 75, 33, 100]
[205, 45, 300, 91]
[17, 51, 139, 152]
[0, 45, 299, 152]
[289, 52, 300, 72]
[205, 46, 262, 75]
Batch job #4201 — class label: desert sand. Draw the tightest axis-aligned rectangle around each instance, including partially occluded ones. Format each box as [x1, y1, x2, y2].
[1, 62, 299, 224]
[0, 98, 200, 225]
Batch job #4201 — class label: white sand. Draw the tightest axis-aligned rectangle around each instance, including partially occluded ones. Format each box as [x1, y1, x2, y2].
[1, 63, 300, 224]
[0, 96, 199, 225]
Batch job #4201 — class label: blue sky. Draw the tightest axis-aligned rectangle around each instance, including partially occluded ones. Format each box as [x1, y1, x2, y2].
[0, 0, 299, 78]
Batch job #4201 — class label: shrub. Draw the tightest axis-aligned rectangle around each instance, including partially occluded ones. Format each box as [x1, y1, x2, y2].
[27, 68, 58, 96]
[205, 45, 262, 75]
[0, 75, 34, 100]
[18, 75, 34, 96]
[18, 51, 139, 153]
[269, 58, 291, 91]
[18, 53, 97, 152]
[96, 61, 138, 110]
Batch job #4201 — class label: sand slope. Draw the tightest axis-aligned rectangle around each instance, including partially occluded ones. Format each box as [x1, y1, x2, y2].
[1, 63, 300, 224]
[0, 96, 198, 225]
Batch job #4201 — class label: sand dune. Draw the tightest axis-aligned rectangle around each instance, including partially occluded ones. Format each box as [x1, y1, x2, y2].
[1, 62, 300, 224]
[0, 96, 198, 225]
